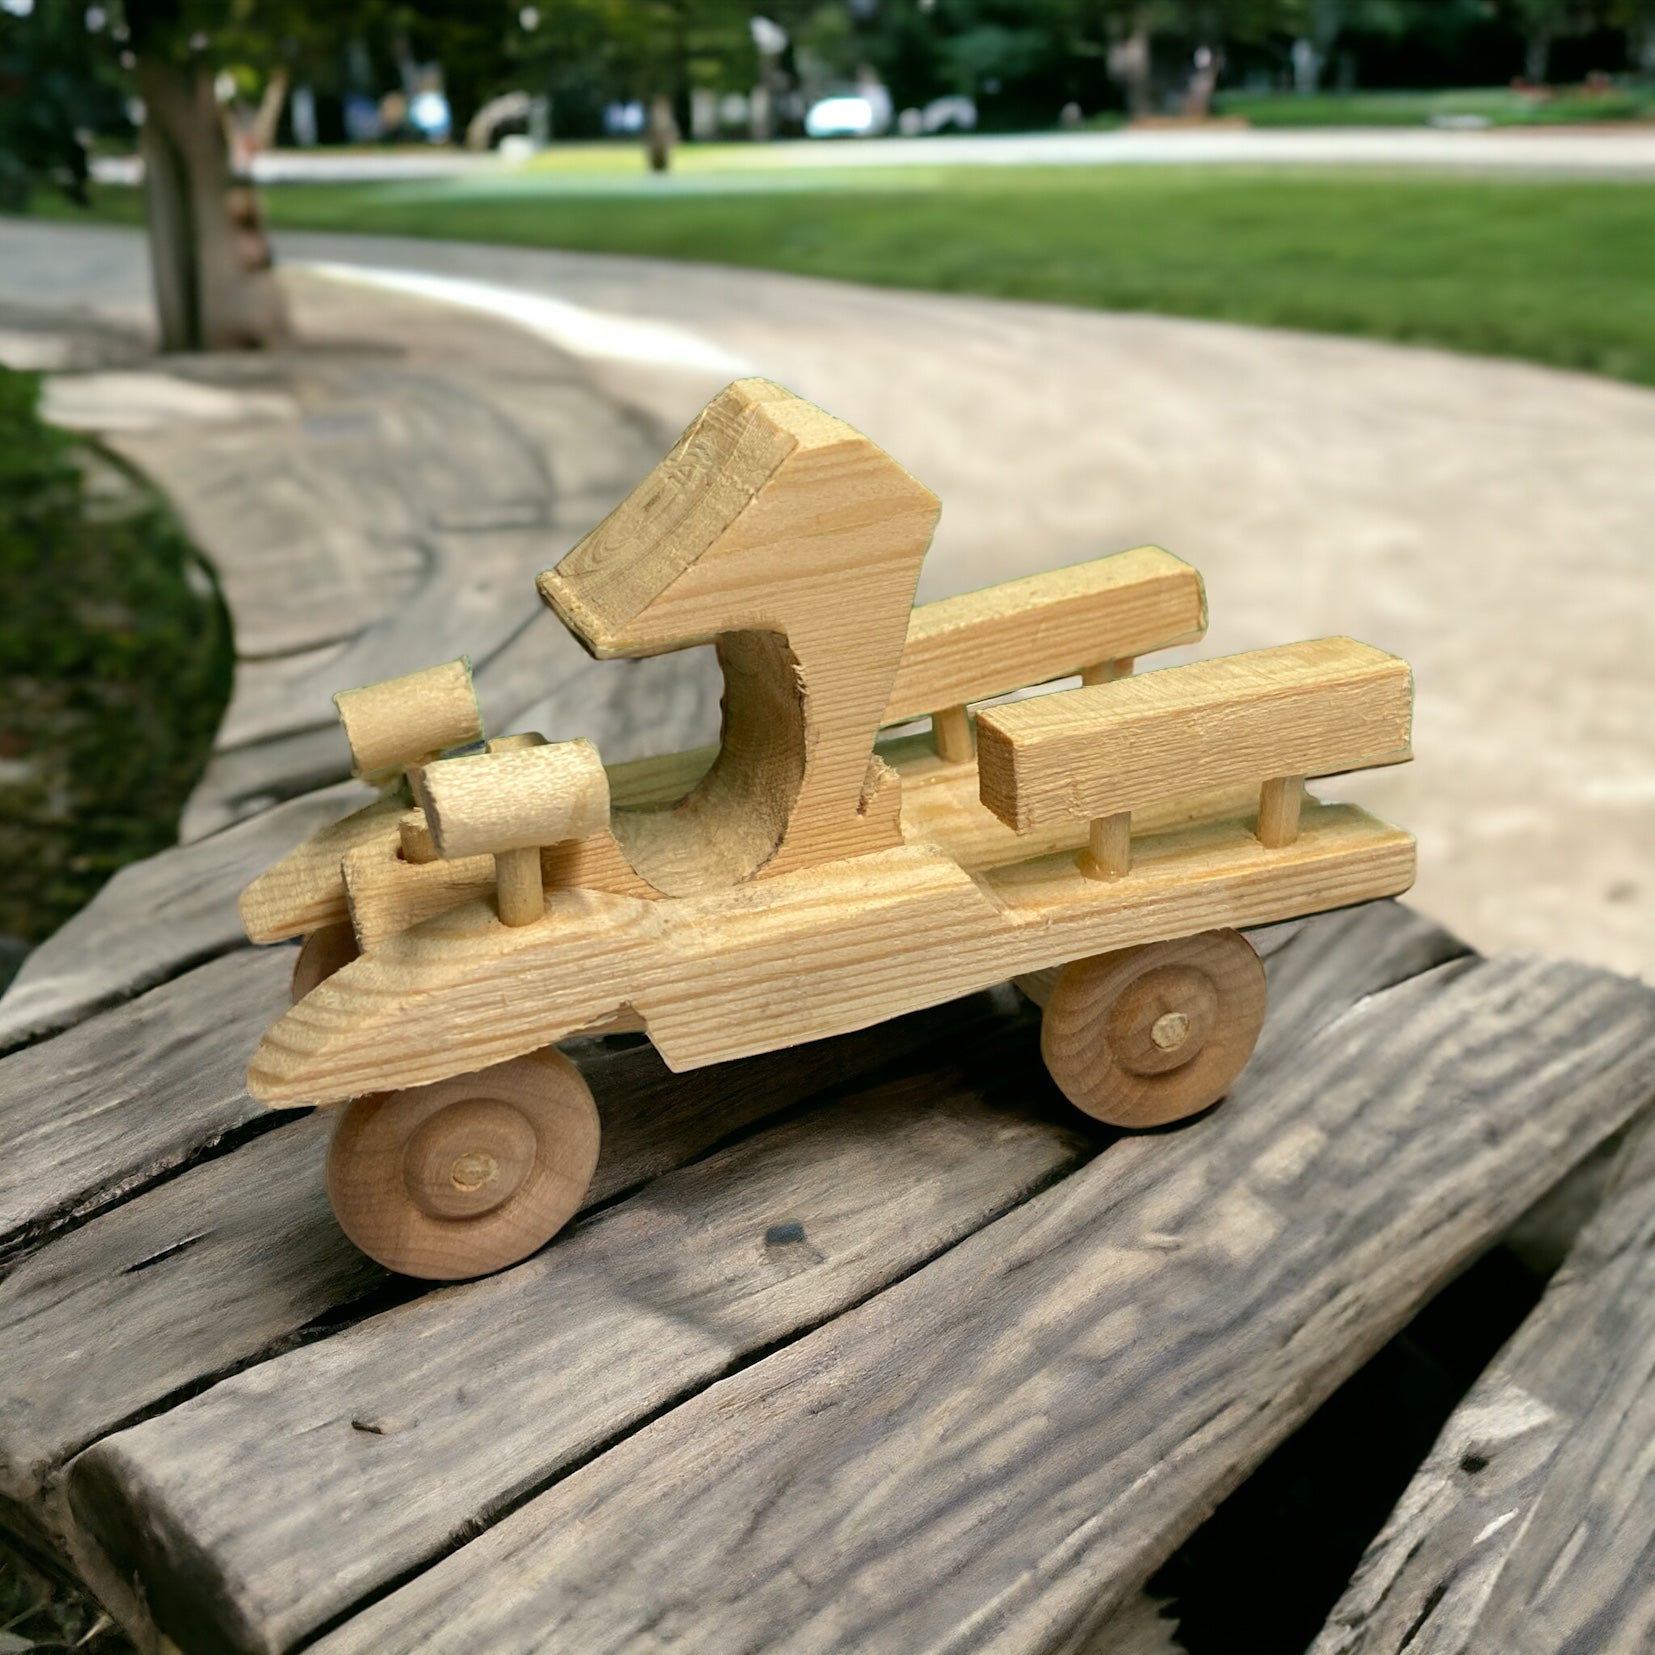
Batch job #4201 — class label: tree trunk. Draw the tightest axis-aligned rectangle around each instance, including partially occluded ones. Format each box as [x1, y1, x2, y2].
[135, 55, 289, 352]
[1524, 27, 1554, 85]
[1108, 18, 1154, 120]
[644, 93, 677, 173]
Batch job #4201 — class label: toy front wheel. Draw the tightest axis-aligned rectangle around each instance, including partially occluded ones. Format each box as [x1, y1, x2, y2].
[1036, 929, 1266, 1129]
[327, 1048, 600, 1280]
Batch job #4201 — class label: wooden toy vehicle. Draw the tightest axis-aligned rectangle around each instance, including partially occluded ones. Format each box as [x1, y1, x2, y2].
[241, 380, 1415, 1281]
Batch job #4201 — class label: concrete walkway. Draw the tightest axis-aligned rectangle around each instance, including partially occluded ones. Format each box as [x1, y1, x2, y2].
[2, 217, 1650, 981]
[90, 124, 1655, 182]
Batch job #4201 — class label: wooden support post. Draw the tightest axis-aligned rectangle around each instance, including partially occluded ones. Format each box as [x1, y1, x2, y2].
[1080, 811, 1132, 880]
[1081, 656, 1135, 687]
[414, 740, 610, 931]
[931, 704, 975, 764]
[398, 811, 438, 865]
[494, 847, 545, 928]
[1257, 775, 1305, 849]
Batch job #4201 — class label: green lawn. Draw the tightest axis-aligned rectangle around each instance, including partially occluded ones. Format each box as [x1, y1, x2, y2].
[152, 163, 1655, 389]
[0, 368, 231, 956]
[1216, 85, 1655, 126]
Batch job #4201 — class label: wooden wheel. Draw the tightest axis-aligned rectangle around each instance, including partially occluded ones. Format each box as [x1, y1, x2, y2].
[290, 922, 360, 1003]
[326, 1047, 600, 1280]
[1040, 929, 1266, 1129]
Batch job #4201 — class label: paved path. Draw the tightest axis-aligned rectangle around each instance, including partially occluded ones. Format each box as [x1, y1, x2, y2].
[2, 217, 1651, 981]
[91, 124, 1655, 182]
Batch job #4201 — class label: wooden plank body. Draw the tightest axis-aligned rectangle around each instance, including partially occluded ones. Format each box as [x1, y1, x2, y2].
[248, 799, 1413, 1105]
[978, 637, 1412, 831]
[881, 546, 1206, 726]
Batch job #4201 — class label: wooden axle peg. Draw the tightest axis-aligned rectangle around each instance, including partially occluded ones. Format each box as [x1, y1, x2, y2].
[415, 739, 610, 929]
[1081, 656, 1135, 687]
[334, 658, 483, 782]
[1257, 774, 1305, 849]
[1080, 810, 1132, 881]
[494, 847, 545, 927]
[398, 810, 438, 865]
[931, 703, 975, 764]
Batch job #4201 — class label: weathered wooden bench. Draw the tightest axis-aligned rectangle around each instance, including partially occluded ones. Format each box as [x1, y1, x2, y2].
[3, 842, 1652, 1653]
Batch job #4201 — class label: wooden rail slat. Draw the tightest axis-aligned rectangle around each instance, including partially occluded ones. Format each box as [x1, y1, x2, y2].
[977, 637, 1411, 832]
[64, 905, 1463, 1655]
[1308, 1107, 1655, 1655]
[295, 940, 1655, 1655]
[0, 948, 292, 1266]
[0, 997, 978, 1521]
[0, 783, 356, 1052]
[882, 547, 1206, 728]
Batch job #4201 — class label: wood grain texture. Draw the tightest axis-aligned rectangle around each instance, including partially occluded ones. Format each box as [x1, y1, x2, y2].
[0, 947, 292, 1265]
[0, 998, 975, 1527]
[978, 638, 1412, 832]
[250, 802, 1413, 1106]
[302, 926, 1655, 1655]
[1308, 1105, 1655, 1655]
[0, 782, 357, 1052]
[539, 378, 938, 889]
[67, 904, 1463, 1655]
[415, 740, 609, 859]
[334, 658, 482, 780]
[881, 548, 1206, 726]
[70, 1010, 1088, 1655]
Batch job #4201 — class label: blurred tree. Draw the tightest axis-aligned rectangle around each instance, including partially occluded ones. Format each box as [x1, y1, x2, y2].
[512, 0, 755, 168]
[1608, 0, 1655, 70]
[1503, 0, 1593, 80]
[117, 0, 302, 350]
[0, 0, 123, 210]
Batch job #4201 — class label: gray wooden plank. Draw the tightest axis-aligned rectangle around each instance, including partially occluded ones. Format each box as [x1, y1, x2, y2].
[63, 903, 1463, 1655]
[1, 996, 978, 1525]
[0, 784, 356, 1052]
[294, 944, 1655, 1655]
[1307, 1105, 1655, 1655]
[0, 948, 292, 1264]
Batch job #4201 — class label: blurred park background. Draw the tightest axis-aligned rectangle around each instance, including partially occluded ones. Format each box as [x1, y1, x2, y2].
[3, 0, 1652, 982]
[1, 4, 1654, 1649]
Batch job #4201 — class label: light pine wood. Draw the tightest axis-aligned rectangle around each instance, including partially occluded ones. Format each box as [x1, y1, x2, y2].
[341, 837, 495, 952]
[289, 922, 358, 1003]
[415, 740, 611, 927]
[332, 658, 482, 781]
[1082, 810, 1134, 879]
[415, 740, 610, 862]
[238, 794, 405, 945]
[978, 637, 1413, 833]
[248, 801, 1415, 1106]
[538, 378, 938, 893]
[397, 809, 437, 865]
[493, 847, 543, 927]
[1041, 929, 1268, 1127]
[931, 703, 975, 764]
[327, 1048, 600, 1280]
[1082, 656, 1136, 687]
[1257, 773, 1306, 849]
[273, 929, 1655, 1655]
[883, 548, 1202, 726]
[1308, 1106, 1655, 1655]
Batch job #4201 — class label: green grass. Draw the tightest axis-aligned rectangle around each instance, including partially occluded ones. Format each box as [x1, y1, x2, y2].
[100, 163, 1653, 390]
[1218, 84, 1655, 126]
[0, 368, 232, 955]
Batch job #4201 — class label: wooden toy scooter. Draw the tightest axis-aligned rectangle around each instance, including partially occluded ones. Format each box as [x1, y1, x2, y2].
[241, 380, 1414, 1280]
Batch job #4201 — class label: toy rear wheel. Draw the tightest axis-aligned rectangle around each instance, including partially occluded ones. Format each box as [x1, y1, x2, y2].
[326, 1047, 600, 1280]
[1037, 929, 1266, 1129]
